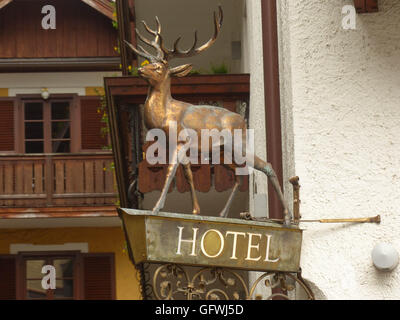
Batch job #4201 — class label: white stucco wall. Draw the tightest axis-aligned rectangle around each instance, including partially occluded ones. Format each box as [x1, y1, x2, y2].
[275, 0, 400, 299]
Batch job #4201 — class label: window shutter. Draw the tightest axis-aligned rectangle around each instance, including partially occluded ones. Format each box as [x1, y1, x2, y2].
[0, 256, 17, 300]
[0, 100, 14, 151]
[82, 253, 115, 300]
[81, 98, 108, 150]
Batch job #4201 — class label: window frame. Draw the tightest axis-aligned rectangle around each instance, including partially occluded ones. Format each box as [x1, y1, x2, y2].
[18, 251, 81, 300]
[6, 251, 116, 300]
[16, 94, 80, 154]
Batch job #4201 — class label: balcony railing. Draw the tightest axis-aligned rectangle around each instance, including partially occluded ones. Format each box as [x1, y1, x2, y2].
[0, 153, 117, 208]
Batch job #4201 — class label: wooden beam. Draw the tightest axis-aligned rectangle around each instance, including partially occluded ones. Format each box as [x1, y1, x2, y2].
[261, 0, 284, 220]
[81, 0, 116, 21]
[0, 0, 117, 20]
[354, 0, 379, 13]
[0, 206, 117, 219]
[0, 57, 121, 72]
[0, 0, 12, 10]
[116, 0, 137, 75]
[105, 74, 250, 97]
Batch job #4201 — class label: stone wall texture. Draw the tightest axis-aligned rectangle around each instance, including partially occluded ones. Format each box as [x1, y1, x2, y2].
[276, 0, 400, 299]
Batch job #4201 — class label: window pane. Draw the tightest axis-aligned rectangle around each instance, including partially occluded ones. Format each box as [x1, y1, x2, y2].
[51, 102, 70, 120]
[52, 140, 70, 153]
[25, 103, 43, 120]
[54, 259, 74, 278]
[25, 141, 44, 153]
[26, 259, 47, 279]
[54, 279, 73, 299]
[27, 280, 47, 299]
[52, 122, 70, 139]
[25, 122, 44, 139]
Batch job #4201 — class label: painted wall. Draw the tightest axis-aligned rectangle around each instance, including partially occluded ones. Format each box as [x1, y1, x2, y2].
[0, 227, 142, 300]
[274, 0, 400, 299]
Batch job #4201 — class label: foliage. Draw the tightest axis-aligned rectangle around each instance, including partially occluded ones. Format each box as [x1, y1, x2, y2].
[94, 88, 118, 202]
[94, 87, 111, 150]
[111, 1, 118, 30]
[210, 62, 229, 74]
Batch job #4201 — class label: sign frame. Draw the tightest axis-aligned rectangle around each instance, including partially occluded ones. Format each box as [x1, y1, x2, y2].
[119, 208, 303, 273]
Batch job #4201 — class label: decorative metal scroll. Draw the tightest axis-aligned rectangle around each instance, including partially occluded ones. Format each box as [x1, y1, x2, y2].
[142, 263, 314, 300]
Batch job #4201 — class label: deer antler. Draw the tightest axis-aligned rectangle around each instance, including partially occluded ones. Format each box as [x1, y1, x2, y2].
[160, 6, 223, 61]
[125, 16, 164, 62]
[126, 6, 223, 63]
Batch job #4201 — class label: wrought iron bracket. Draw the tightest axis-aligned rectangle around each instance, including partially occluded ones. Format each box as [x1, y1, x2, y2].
[141, 263, 314, 300]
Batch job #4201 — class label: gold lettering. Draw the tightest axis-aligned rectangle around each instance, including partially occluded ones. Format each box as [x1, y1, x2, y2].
[200, 229, 225, 258]
[264, 234, 280, 263]
[245, 233, 262, 261]
[176, 227, 198, 256]
[226, 231, 246, 260]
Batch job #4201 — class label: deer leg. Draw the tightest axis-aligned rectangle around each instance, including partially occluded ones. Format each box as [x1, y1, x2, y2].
[182, 163, 200, 215]
[152, 145, 181, 214]
[254, 156, 292, 225]
[218, 149, 241, 218]
[219, 173, 242, 218]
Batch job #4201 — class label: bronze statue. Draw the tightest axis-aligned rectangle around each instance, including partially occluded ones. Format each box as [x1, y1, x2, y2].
[125, 6, 292, 225]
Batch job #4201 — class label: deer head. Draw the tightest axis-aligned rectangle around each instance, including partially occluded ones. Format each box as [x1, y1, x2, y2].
[125, 6, 223, 87]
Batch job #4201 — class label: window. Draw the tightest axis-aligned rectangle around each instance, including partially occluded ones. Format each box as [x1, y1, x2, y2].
[24, 255, 75, 300]
[23, 100, 72, 154]
[0, 253, 115, 300]
[0, 96, 108, 154]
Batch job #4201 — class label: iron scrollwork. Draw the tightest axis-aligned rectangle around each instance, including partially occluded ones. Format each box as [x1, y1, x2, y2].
[150, 264, 314, 300]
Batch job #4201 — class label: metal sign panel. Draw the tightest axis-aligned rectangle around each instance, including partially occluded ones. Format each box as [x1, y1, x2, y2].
[120, 209, 302, 273]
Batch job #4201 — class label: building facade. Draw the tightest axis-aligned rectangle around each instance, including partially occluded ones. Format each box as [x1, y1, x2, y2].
[1, 0, 399, 300]
[0, 0, 141, 299]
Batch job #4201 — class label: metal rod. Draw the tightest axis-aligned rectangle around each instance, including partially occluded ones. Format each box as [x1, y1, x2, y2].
[289, 176, 301, 224]
[240, 212, 381, 224]
[299, 215, 381, 224]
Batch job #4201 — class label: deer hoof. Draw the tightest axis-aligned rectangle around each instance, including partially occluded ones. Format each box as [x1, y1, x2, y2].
[283, 209, 292, 226]
[219, 210, 228, 218]
[152, 207, 161, 215]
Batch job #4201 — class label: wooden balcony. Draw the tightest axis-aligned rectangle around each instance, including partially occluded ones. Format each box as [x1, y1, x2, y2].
[0, 153, 117, 208]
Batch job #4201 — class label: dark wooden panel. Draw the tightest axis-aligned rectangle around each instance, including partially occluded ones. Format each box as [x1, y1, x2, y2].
[83, 254, 115, 300]
[0, 1, 16, 57]
[81, 98, 108, 150]
[0, 100, 14, 151]
[0, 256, 16, 300]
[0, 0, 118, 59]
[214, 165, 235, 192]
[175, 165, 190, 193]
[354, 0, 379, 13]
[191, 165, 211, 193]
[138, 161, 168, 193]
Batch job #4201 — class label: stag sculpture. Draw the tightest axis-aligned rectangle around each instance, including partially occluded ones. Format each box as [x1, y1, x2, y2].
[126, 6, 292, 225]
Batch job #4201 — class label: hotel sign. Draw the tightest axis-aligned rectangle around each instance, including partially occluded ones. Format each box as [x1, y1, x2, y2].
[119, 209, 302, 273]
